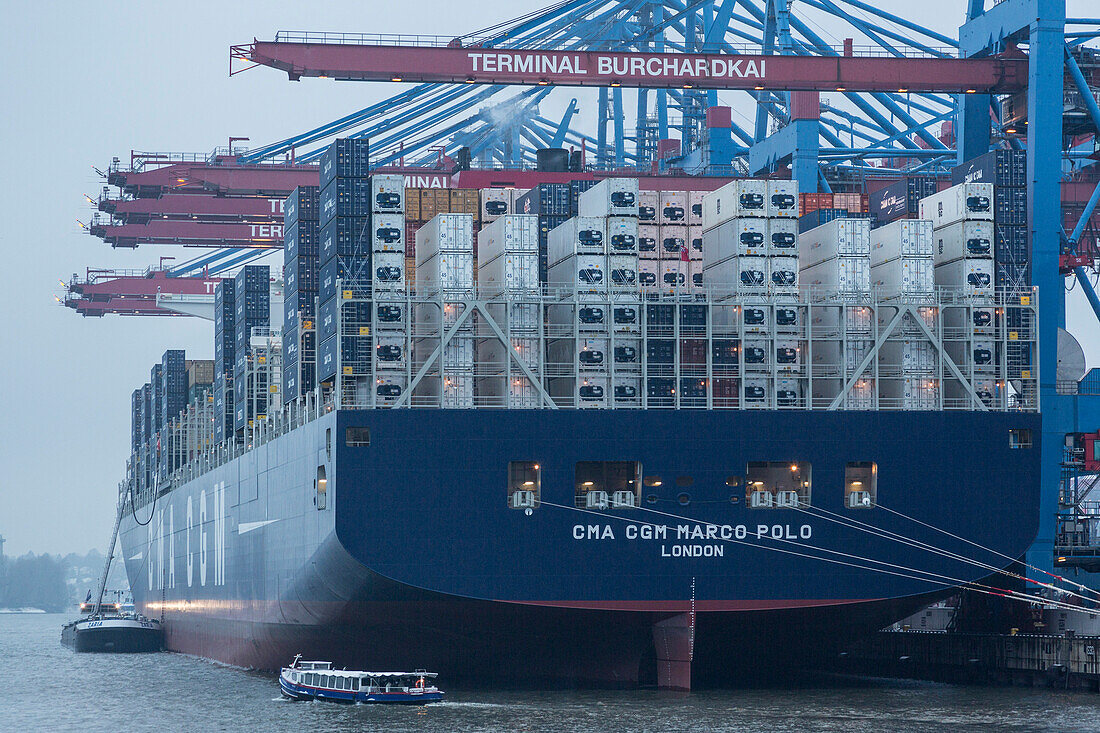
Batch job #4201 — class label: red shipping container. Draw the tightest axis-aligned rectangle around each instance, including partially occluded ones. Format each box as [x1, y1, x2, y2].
[713, 378, 739, 408]
[680, 339, 707, 365]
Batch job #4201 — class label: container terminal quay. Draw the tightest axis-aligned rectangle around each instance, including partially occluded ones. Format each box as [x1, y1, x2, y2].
[62, 1, 1100, 691]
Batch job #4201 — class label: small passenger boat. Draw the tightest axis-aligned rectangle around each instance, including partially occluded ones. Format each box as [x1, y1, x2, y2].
[279, 656, 444, 704]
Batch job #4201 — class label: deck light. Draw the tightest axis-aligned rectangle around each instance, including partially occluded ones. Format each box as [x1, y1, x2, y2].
[610, 80, 621, 87]
[835, 86, 846, 91]
[538, 78, 549, 86]
[965, 89, 976, 94]
[391, 76, 403, 82]
[790, 464, 798, 472]
[583, 481, 594, 486]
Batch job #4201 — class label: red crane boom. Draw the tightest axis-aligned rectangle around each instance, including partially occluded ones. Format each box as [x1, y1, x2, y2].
[234, 39, 1028, 94]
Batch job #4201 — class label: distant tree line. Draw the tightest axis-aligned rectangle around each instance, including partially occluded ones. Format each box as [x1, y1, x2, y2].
[0, 553, 71, 612]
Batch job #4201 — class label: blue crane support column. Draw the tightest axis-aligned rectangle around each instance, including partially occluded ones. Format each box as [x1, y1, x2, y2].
[964, 0, 1068, 574]
[748, 91, 820, 194]
[958, 0, 992, 163]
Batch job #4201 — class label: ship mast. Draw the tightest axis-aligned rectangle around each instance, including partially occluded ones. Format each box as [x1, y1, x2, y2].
[90, 485, 126, 616]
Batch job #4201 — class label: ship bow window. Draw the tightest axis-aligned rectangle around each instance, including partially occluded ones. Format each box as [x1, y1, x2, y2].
[746, 461, 811, 508]
[1009, 429, 1032, 449]
[508, 461, 541, 509]
[845, 462, 877, 509]
[346, 427, 370, 446]
[576, 461, 641, 509]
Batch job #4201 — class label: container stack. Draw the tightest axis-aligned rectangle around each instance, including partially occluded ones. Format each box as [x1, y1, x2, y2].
[149, 362, 162, 478]
[476, 214, 543, 407]
[657, 188, 689, 290]
[213, 279, 235, 443]
[545, 178, 640, 408]
[924, 182, 995, 300]
[414, 214, 476, 406]
[701, 179, 800, 408]
[159, 349, 187, 476]
[638, 189, 660, 289]
[595, 181, 643, 407]
[282, 185, 319, 404]
[951, 149, 1029, 288]
[515, 183, 572, 284]
[923, 181, 998, 407]
[316, 138, 373, 387]
[232, 265, 271, 436]
[800, 219, 872, 409]
[131, 388, 144, 455]
[135, 383, 152, 491]
[405, 187, 480, 282]
[688, 190, 706, 288]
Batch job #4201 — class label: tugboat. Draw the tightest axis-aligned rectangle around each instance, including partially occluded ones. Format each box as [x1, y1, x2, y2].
[280, 656, 444, 704]
[61, 488, 163, 653]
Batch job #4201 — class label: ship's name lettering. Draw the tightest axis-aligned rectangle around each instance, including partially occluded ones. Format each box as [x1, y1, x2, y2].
[572, 523, 812, 542]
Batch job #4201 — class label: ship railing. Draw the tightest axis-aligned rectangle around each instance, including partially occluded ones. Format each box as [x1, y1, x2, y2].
[129, 286, 1038, 502]
[270, 31, 954, 58]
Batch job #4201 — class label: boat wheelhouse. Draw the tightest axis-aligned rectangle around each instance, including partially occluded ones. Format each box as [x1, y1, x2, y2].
[279, 658, 444, 704]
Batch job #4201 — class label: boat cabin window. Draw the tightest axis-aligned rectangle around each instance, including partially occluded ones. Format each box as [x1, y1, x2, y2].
[746, 461, 811, 508]
[508, 461, 541, 510]
[575, 461, 641, 509]
[845, 462, 877, 509]
[346, 427, 370, 446]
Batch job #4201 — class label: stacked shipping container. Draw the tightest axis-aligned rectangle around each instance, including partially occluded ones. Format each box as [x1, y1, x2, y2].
[951, 149, 1030, 288]
[414, 213, 476, 406]
[476, 215, 544, 407]
[213, 279, 235, 443]
[282, 185, 320, 404]
[232, 265, 271, 434]
[869, 219, 938, 409]
[923, 182, 999, 408]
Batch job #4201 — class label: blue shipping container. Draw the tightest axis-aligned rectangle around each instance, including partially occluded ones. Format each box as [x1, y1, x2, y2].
[319, 139, 371, 189]
[320, 216, 372, 263]
[320, 178, 374, 227]
[285, 220, 319, 260]
[284, 185, 320, 224]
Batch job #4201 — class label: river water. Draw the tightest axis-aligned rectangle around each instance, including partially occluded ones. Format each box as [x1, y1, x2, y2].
[4, 614, 1098, 732]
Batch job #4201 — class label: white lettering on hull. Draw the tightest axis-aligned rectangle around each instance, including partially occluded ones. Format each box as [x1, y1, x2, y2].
[572, 523, 812, 559]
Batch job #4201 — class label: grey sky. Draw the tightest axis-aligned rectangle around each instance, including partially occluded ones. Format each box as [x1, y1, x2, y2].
[0, 1, 1095, 556]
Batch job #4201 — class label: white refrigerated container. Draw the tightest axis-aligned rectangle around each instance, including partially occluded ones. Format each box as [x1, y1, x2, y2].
[799, 255, 869, 294]
[918, 182, 993, 228]
[933, 220, 994, 265]
[578, 178, 639, 217]
[798, 218, 870, 268]
[701, 179, 768, 231]
[870, 257, 935, 296]
[767, 180, 798, 218]
[869, 219, 933, 265]
[934, 258, 994, 297]
[548, 217, 606, 266]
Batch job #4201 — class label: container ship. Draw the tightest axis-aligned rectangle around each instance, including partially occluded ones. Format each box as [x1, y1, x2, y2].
[118, 141, 1041, 689]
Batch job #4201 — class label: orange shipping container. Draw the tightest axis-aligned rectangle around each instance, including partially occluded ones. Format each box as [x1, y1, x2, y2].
[449, 188, 479, 214]
[404, 187, 422, 221]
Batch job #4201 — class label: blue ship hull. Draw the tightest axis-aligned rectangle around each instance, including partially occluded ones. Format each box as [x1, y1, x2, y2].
[119, 408, 1041, 688]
